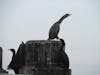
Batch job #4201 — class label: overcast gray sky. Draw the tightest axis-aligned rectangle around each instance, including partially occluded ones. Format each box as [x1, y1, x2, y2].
[0, 0, 100, 74]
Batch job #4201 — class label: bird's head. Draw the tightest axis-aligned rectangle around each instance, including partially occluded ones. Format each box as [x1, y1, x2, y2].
[64, 13, 71, 17]
[8, 48, 15, 53]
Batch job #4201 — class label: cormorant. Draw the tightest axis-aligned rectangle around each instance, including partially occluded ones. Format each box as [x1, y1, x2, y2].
[7, 41, 26, 74]
[57, 38, 69, 68]
[7, 48, 19, 74]
[48, 14, 71, 40]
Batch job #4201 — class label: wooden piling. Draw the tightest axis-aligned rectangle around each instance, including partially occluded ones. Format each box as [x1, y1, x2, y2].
[17, 40, 71, 75]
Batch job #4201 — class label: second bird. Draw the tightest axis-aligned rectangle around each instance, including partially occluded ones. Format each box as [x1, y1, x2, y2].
[48, 13, 71, 40]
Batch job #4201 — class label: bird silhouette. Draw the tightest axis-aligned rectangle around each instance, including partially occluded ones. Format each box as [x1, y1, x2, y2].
[7, 41, 25, 74]
[7, 48, 19, 74]
[48, 14, 71, 40]
[57, 38, 69, 68]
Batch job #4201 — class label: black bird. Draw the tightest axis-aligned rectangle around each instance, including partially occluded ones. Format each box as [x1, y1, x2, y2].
[57, 38, 69, 68]
[48, 14, 71, 40]
[7, 41, 26, 74]
[7, 48, 19, 74]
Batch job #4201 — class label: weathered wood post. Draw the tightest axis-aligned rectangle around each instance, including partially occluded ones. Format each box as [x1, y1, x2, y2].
[18, 40, 71, 75]
[0, 47, 2, 70]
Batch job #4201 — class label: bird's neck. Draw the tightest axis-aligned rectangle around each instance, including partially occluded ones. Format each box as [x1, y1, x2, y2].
[58, 19, 63, 24]
[12, 51, 16, 57]
[56, 22, 61, 26]
[58, 17, 65, 24]
[58, 15, 69, 24]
